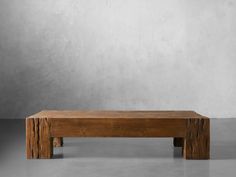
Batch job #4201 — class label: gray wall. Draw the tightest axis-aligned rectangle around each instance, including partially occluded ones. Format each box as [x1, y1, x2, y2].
[0, 0, 236, 119]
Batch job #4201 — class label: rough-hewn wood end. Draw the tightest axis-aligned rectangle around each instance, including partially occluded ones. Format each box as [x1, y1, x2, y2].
[26, 118, 53, 159]
[184, 118, 210, 160]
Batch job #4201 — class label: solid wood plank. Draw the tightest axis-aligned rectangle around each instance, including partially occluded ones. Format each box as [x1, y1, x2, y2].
[50, 118, 186, 137]
[28, 110, 206, 119]
[26, 118, 53, 159]
[183, 118, 210, 159]
[26, 110, 210, 159]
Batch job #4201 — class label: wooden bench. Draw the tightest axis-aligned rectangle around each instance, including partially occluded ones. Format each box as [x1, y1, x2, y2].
[26, 110, 210, 159]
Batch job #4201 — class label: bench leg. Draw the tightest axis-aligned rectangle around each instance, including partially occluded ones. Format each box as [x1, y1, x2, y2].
[173, 137, 184, 147]
[183, 119, 210, 159]
[26, 118, 53, 159]
[53, 137, 63, 147]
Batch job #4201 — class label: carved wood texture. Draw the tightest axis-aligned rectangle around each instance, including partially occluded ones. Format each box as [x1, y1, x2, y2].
[184, 118, 210, 159]
[26, 118, 52, 159]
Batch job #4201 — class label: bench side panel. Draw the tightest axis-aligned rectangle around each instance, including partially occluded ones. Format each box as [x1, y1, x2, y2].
[50, 118, 186, 137]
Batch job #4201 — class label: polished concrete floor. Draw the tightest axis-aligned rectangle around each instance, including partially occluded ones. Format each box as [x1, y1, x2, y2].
[0, 119, 236, 177]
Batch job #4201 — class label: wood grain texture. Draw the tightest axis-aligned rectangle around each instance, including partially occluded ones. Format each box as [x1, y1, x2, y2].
[50, 118, 186, 137]
[28, 110, 205, 119]
[26, 118, 53, 159]
[26, 110, 210, 159]
[53, 137, 63, 147]
[183, 118, 210, 159]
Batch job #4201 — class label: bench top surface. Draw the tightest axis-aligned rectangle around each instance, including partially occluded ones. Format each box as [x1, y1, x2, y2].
[27, 110, 208, 119]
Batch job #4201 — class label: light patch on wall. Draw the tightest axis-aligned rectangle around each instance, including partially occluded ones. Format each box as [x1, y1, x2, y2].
[0, 0, 236, 118]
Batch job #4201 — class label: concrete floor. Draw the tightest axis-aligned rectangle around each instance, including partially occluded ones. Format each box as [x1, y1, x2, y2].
[0, 119, 236, 177]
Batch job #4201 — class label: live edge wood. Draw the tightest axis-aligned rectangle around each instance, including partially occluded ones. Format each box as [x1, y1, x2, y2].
[26, 110, 210, 159]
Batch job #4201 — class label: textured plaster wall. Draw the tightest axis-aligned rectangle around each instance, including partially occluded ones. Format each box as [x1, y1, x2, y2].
[0, 0, 236, 118]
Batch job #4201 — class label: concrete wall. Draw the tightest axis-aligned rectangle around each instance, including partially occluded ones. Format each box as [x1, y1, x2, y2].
[0, 0, 236, 119]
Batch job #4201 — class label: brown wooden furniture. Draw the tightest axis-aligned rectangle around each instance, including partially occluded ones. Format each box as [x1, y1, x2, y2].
[26, 110, 210, 159]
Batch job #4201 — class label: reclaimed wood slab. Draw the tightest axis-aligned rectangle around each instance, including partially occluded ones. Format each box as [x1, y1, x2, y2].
[26, 110, 210, 159]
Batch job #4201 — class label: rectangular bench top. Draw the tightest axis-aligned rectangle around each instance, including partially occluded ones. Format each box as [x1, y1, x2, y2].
[27, 110, 208, 119]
